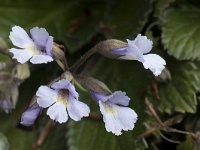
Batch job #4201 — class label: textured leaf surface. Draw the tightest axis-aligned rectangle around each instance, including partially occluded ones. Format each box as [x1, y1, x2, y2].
[158, 60, 200, 113]
[162, 8, 200, 60]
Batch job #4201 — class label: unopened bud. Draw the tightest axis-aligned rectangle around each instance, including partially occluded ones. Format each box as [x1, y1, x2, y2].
[20, 102, 42, 126]
[78, 76, 112, 94]
[0, 38, 8, 53]
[15, 63, 30, 80]
[0, 98, 13, 113]
[61, 71, 73, 82]
[96, 39, 127, 59]
[156, 68, 171, 83]
[52, 42, 65, 61]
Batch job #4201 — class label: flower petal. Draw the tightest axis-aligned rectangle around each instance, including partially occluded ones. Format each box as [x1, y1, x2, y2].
[45, 36, 54, 57]
[20, 103, 41, 126]
[30, 55, 53, 64]
[47, 103, 68, 123]
[9, 26, 34, 48]
[51, 79, 70, 90]
[36, 86, 57, 108]
[120, 39, 144, 61]
[67, 95, 90, 121]
[30, 27, 49, 49]
[109, 91, 130, 106]
[91, 92, 110, 102]
[99, 101, 137, 136]
[67, 82, 79, 99]
[51, 79, 79, 99]
[142, 54, 166, 76]
[9, 48, 33, 64]
[112, 48, 128, 55]
[134, 34, 153, 54]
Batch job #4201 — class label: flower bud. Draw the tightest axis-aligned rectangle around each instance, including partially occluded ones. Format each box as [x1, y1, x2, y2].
[155, 68, 171, 83]
[20, 102, 42, 126]
[0, 38, 8, 53]
[78, 76, 112, 94]
[61, 71, 73, 82]
[52, 42, 65, 61]
[96, 39, 127, 59]
[15, 63, 30, 80]
[0, 98, 13, 113]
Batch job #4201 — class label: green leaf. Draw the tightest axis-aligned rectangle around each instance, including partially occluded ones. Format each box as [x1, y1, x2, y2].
[0, 54, 11, 63]
[0, 0, 152, 53]
[158, 60, 200, 113]
[162, 7, 200, 60]
[0, 112, 36, 150]
[67, 58, 152, 150]
[41, 124, 67, 150]
[0, 133, 9, 150]
[67, 120, 121, 150]
[154, 0, 175, 18]
[177, 135, 195, 150]
[102, 0, 152, 39]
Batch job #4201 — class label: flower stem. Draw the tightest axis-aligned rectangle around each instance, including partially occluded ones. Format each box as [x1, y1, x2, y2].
[70, 47, 97, 73]
[32, 119, 55, 149]
[56, 60, 66, 71]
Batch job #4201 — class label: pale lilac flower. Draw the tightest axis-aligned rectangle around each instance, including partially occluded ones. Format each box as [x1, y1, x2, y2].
[20, 103, 42, 126]
[112, 34, 166, 76]
[9, 26, 54, 64]
[36, 79, 90, 123]
[92, 91, 138, 136]
[0, 98, 13, 113]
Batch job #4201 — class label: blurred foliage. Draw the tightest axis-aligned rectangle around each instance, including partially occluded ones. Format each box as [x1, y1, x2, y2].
[0, 0, 200, 150]
[177, 135, 195, 150]
[0, 133, 9, 150]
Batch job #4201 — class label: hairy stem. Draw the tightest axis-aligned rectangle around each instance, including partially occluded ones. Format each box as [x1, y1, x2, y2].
[32, 120, 55, 149]
[70, 47, 97, 73]
[137, 115, 183, 139]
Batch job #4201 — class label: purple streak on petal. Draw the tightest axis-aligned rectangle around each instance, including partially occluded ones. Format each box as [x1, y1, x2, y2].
[91, 92, 110, 102]
[45, 36, 54, 57]
[108, 91, 130, 106]
[20, 103, 42, 126]
[67, 82, 79, 99]
[0, 99, 13, 113]
[51, 79, 70, 90]
[30, 27, 49, 50]
[127, 39, 144, 62]
[51, 79, 79, 100]
[112, 48, 127, 55]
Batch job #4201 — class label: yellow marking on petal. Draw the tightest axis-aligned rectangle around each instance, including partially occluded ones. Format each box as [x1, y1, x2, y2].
[26, 43, 45, 55]
[103, 103, 117, 116]
[57, 89, 69, 107]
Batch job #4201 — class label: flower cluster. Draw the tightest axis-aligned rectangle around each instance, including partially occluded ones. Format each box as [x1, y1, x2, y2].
[6, 26, 166, 136]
